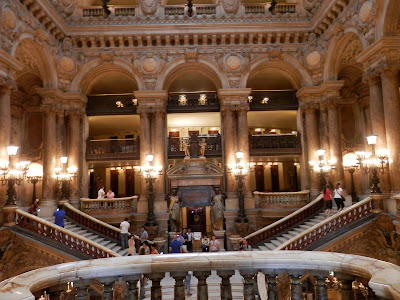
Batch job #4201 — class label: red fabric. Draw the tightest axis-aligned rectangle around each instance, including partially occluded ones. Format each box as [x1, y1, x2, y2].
[323, 189, 332, 201]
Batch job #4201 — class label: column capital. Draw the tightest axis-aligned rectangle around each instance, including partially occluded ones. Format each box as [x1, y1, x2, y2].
[300, 103, 319, 114]
[0, 77, 16, 93]
[297, 81, 344, 104]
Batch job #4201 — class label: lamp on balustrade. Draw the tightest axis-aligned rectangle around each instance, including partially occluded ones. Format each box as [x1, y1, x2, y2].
[0, 146, 30, 206]
[308, 149, 335, 190]
[139, 154, 162, 226]
[227, 151, 249, 223]
[355, 135, 389, 194]
[26, 163, 43, 204]
[54, 156, 78, 200]
[342, 153, 360, 203]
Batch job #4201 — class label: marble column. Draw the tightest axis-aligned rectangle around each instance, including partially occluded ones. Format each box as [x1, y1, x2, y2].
[367, 76, 391, 194]
[193, 271, 211, 300]
[303, 104, 320, 196]
[381, 69, 400, 194]
[41, 103, 57, 216]
[0, 84, 12, 161]
[67, 111, 81, 207]
[319, 103, 330, 162]
[327, 101, 345, 187]
[236, 106, 251, 198]
[153, 109, 166, 203]
[56, 111, 66, 161]
[393, 195, 400, 234]
[138, 109, 152, 201]
[80, 114, 90, 198]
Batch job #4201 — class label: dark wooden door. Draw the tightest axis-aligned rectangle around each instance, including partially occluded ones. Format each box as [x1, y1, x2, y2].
[270, 165, 280, 192]
[89, 172, 95, 199]
[125, 169, 135, 196]
[110, 170, 119, 196]
[255, 165, 265, 192]
[186, 207, 206, 234]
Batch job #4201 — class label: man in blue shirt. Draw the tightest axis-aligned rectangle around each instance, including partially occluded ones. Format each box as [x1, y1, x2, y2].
[54, 205, 66, 227]
[169, 234, 182, 253]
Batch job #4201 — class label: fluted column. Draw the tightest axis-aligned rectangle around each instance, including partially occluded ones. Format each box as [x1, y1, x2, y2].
[67, 110, 81, 207]
[367, 75, 391, 194]
[193, 271, 211, 300]
[154, 109, 166, 202]
[217, 270, 235, 300]
[381, 69, 400, 194]
[41, 100, 57, 215]
[221, 106, 237, 198]
[303, 104, 320, 196]
[171, 271, 188, 300]
[146, 272, 164, 300]
[327, 101, 345, 186]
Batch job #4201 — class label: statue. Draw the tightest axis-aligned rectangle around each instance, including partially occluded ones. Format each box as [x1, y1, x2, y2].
[198, 138, 207, 158]
[169, 189, 181, 232]
[183, 139, 190, 158]
[211, 187, 225, 231]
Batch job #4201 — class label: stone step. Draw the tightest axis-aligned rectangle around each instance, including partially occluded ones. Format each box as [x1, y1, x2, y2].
[298, 224, 311, 230]
[263, 242, 275, 250]
[258, 245, 268, 251]
[282, 233, 295, 240]
[276, 236, 288, 244]
[270, 239, 282, 247]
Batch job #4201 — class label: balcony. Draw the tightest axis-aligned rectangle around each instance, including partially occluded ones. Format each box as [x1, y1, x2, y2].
[249, 90, 298, 111]
[86, 138, 140, 161]
[167, 92, 220, 113]
[168, 135, 222, 158]
[249, 133, 301, 156]
[86, 94, 137, 116]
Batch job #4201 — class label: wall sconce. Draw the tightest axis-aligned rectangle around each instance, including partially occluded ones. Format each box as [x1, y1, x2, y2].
[178, 94, 188, 106]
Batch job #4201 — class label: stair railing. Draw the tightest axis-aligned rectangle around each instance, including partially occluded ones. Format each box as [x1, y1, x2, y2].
[245, 194, 324, 246]
[276, 197, 372, 250]
[63, 202, 121, 242]
[15, 209, 119, 258]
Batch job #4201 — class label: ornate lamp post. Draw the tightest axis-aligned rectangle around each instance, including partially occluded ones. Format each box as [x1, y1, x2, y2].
[54, 156, 77, 200]
[309, 149, 335, 190]
[342, 153, 360, 203]
[0, 146, 30, 206]
[228, 151, 249, 223]
[356, 135, 388, 194]
[27, 163, 43, 203]
[139, 154, 162, 227]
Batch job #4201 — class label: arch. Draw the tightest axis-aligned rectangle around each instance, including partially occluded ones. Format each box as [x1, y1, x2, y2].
[70, 58, 144, 94]
[241, 55, 313, 89]
[376, 0, 400, 38]
[11, 36, 57, 88]
[157, 57, 228, 90]
[323, 31, 366, 81]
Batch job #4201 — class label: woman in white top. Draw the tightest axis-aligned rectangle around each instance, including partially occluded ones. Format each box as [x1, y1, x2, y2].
[97, 186, 105, 199]
[209, 235, 220, 252]
[333, 183, 345, 212]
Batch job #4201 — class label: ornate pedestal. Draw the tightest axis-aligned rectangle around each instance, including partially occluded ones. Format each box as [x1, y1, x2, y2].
[370, 194, 384, 214]
[2, 204, 17, 226]
[213, 229, 226, 250]
[228, 234, 241, 251]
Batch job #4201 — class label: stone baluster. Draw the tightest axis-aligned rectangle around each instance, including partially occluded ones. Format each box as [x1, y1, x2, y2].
[239, 269, 257, 300]
[290, 274, 303, 300]
[315, 275, 328, 300]
[171, 271, 188, 300]
[193, 271, 211, 300]
[217, 270, 235, 300]
[124, 275, 141, 300]
[75, 280, 91, 300]
[264, 273, 278, 300]
[100, 278, 116, 300]
[366, 75, 391, 194]
[146, 272, 165, 300]
[340, 278, 354, 300]
[381, 68, 400, 194]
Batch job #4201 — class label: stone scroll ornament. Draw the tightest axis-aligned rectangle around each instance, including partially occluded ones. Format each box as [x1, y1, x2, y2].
[140, 0, 158, 15]
[222, 0, 240, 14]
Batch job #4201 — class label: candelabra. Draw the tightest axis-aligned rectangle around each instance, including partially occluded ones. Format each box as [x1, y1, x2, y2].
[139, 154, 162, 226]
[227, 151, 249, 223]
[356, 135, 388, 194]
[343, 153, 360, 202]
[27, 163, 43, 203]
[309, 149, 335, 190]
[54, 156, 77, 199]
[0, 146, 30, 206]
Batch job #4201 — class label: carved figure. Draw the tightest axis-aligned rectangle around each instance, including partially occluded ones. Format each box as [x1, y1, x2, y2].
[169, 190, 181, 232]
[183, 139, 190, 158]
[211, 188, 225, 231]
[198, 138, 207, 158]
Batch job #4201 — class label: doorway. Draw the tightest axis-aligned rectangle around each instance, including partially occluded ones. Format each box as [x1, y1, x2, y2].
[255, 165, 265, 192]
[125, 169, 135, 196]
[110, 169, 119, 196]
[186, 207, 206, 234]
[270, 165, 280, 192]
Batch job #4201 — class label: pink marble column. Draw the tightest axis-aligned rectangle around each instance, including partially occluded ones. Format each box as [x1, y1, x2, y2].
[41, 103, 57, 215]
[381, 69, 400, 194]
[368, 76, 391, 194]
[319, 103, 330, 161]
[0, 84, 12, 161]
[56, 111, 66, 160]
[67, 111, 81, 207]
[153, 109, 166, 200]
[303, 104, 320, 196]
[138, 108, 152, 199]
[327, 101, 345, 187]
[236, 106, 251, 196]
[221, 106, 237, 197]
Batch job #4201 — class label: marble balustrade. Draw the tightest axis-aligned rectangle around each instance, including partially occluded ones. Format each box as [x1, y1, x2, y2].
[254, 190, 310, 206]
[80, 196, 137, 215]
[0, 251, 399, 299]
[277, 197, 373, 250]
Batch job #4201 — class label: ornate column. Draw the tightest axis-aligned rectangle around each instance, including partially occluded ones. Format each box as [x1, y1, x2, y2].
[381, 68, 400, 194]
[56, 109, 66, 161]
[193, 271, 211, 300]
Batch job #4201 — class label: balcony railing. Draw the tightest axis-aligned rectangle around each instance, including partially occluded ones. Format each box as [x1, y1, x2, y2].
[244, 3, 296, 14]
[167, 92, 220, 113]
[249, 133, 301, 155]
[86, 94, 137, 116]
[249, 90, 298, 111]
[86, 137, 140, 161]
[168, 135, 222, 157]
[255, 190, 309, 217]
[82, 5, 136, 17]
[1, 251, 399, 299]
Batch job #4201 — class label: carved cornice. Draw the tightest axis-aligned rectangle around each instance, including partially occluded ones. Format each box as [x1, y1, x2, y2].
[296, 81, 344, 104]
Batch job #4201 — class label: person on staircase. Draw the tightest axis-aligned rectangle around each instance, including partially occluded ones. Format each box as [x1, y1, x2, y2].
[322, 184, 333, 218]
[333, 183, 345, 212]
[120, 218, 130, 250]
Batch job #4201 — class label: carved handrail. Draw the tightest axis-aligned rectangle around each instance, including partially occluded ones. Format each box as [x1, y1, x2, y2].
[1, 251, 399, 299]
[245, 194, 324, 246]
[254, 190, 309, 205]
[277, 197, 373, 250]
[63, 202, 121, 242]
[15, 209, 119, 258]
[80, 196, 137, 214]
